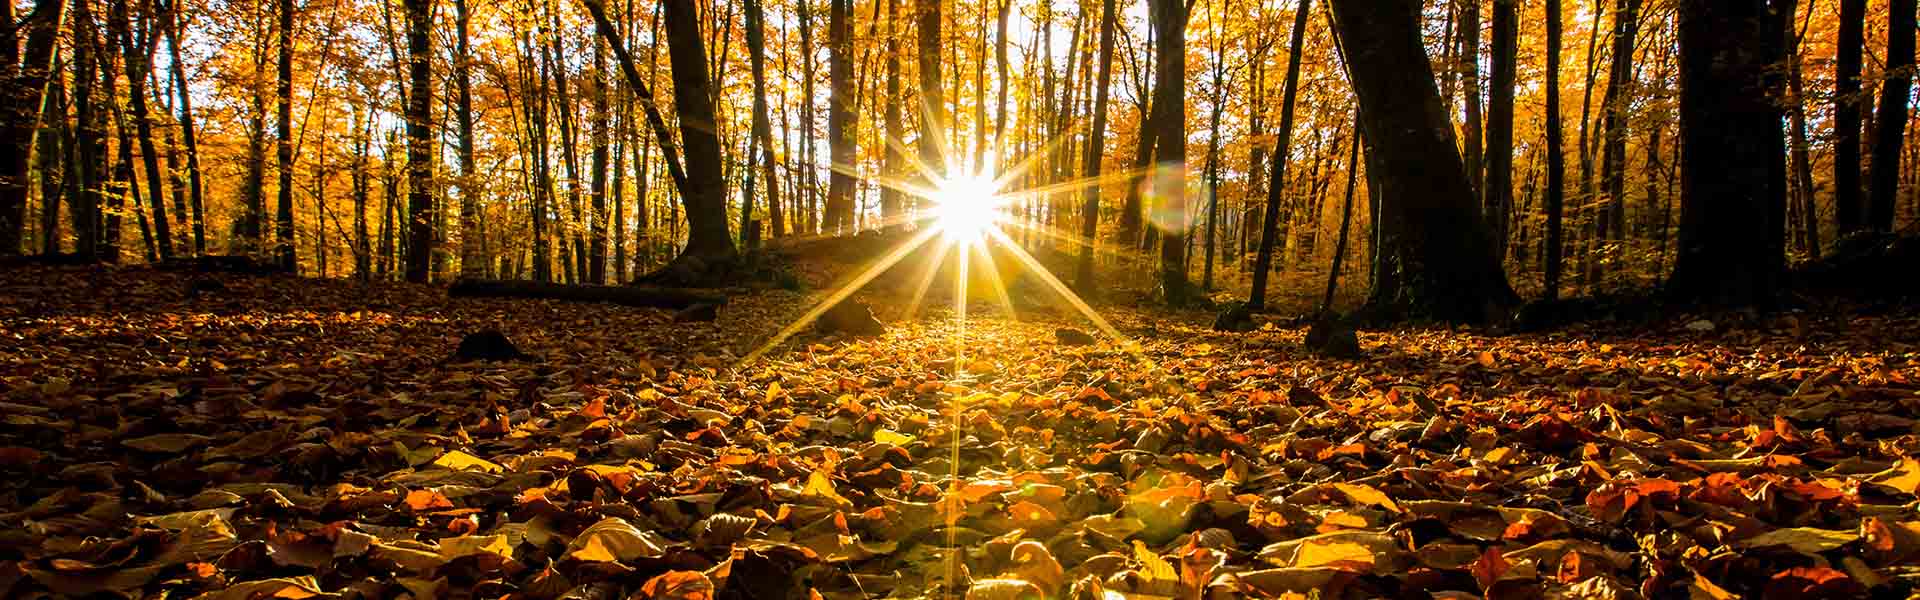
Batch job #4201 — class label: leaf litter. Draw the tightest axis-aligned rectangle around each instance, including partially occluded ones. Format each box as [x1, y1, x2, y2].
[0, 265, 1918, 599]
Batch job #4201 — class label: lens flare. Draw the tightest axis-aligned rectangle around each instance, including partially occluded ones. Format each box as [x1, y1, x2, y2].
[930, 172, 1005, 242]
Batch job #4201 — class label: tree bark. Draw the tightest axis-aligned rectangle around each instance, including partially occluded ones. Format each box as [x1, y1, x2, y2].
[1834, 0, 1865, 235]
[1667, 0, 1789, 306]
[1484, 0, 1516, 257]
[1785, 0, 1820, 257]
[0, 0, 64, 255]
[1591, 0, 1642, 286]
[1329, 0, 1516, 322]
[1074, 0, 1117, 292]
[1543, 0, 1567, 299]
[917, 0, 946, 186]
[826, 0, 857, 234]
[1458, 0, 1481, 197]
[403, 0, 434, 283]
[1867, 0, 1915, 233]
[746, 0, 783, 237]
[454, 0, 483, 277]
[1150, 0, 1188, 304]
[1250, 0, 1311, 310]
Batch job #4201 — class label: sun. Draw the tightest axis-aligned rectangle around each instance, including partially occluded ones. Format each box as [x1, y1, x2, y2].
[929, 172, 1004, 241]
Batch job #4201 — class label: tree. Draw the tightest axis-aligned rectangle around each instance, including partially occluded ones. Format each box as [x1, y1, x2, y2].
[1327, 0, 1515, 322]
[455, 0, 482, 277]
[583, 0, 736, 277]
[746, 0, 782, 237]
[1667, 0, 1789, 306]
[276, 0, 296, 270]
[1483, 0, 1516, 254]
[1591, 0, 1642, 285]
[1543, 0, 1567, 299]
[166, 0, 205, 255]
[0, 0, 67, 255]
[1867, 0, 1914, 233]
[1150, 0, 1188, 304]
[1249, 0, 1310, 310]
[1074, 0, 1117, 292]
[403, 0, 434, 283]
[825, 0, 856, 233]
[1834, 0, 1865, 236]
[917, 0, 946, 183]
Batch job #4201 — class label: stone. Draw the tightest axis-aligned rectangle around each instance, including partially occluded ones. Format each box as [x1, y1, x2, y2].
[451, 330, 529, 362]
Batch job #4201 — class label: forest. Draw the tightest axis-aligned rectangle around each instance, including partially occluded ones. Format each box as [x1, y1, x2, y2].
[1, 0, 1919, 597]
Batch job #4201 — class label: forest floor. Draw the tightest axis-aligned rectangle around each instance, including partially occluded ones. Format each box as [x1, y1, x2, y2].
[1, 264, 1918, 600]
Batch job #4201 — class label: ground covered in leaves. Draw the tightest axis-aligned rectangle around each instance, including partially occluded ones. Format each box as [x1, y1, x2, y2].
[2, 265, 1919, 600]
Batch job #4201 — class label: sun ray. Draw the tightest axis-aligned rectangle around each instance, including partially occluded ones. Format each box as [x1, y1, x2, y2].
[739, 225, 945, 364]
[984, 226, 1144, 358]
[969, 239, 1019, 320]
[904, 237, 956, 320]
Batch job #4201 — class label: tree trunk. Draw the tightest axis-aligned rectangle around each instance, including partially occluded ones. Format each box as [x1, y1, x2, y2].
[1330, 0, 1516, 322]
[1543, 0, 1567, 299]
[36, 54, 63, 255]
[1322, 109, 1362, 313]
[1074, 0, 1117, 292]
[746, 0, 783, 237]
[0, 0, 64, 255]
[1484, 0, 1516, 257]
[1250, 0, 1311, 310]
[881, 0, 905, 223]
[1458, 0, 1481, 197]
[1200, 0, 1232, 292]
[826, 0, 857, 234]
[1572, 0, 1603, 289]
[1867, 0, 1915, 233]
[1667, 0, 1789, 306]
[1151, 0, 1188, 304]
[917, 0, 946, 185]
[589, 48, 610, 283]
[1785, 0, 1820, 258]
[69, 0, 100, 259]
[403, 0, 434, 283]
[1834, 0, 1865, 235]
[453, 0, 482, 277]
[1591, 0, 1641, 286]
[276, 0, 296, 270]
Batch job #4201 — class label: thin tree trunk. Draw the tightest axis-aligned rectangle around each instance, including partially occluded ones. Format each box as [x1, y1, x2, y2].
[1785, 0, 1820, 257]
[0, 0, 64, 255]
[1867, 0, 1915, 232]
[917, 0, 946, 185]
[1074, 0, 1117, 291]
[454, 0, 482, 276]
[276, 0, 296, 269]
[1249, 0, 1311, 310]
[1484, 0, 1516, 256]
[1543, 0, 1567, 299]
[403, 0, 434, 282]
[1459, 0, 1482, 197]
[746, 0, 783, 237]
[1591, 0, 1641, 286]
[826, 0, 857, 233]
[1322, 109, 1362, 313]
[1834, 0, 1866, 235]
[1151, 0, 1188, 304]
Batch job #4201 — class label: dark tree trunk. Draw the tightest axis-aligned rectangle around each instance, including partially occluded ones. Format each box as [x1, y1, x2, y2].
[1151, 0, 1188, 304]
[0, 0, 64, 255]
[1834, 0, 1865, 235]
[825, 0, 856, 234]
[590, 48, 610, 283]
[165, 2, 204, 255]
[1458, 0, 1481, 197]
[276, 0, 295, 270]
[880, 0, 904, 223]
[1074, 0, 1116, 292]
[403, 0, 434, 283]
[455, 0, 482, 277]
[1867, 0, 1915, 233]
[747, 0, 783, 237]
[1785, 0, 1820, 257]
[1250, 0, 1311, 310]
[1322, 109, 1362, 313]
[1484, 0, 1516, 256]
[1200, 0, 1232, 291]
[1543, 0, 1567, 299]
[917, 0, 946, 184]
[69, 0, 101, 259]
[1667, 0, 1789, 306]
[1591, 0, 1642, 286]
[1329, 0, 1516, 323]
[36, 55, 63, 255]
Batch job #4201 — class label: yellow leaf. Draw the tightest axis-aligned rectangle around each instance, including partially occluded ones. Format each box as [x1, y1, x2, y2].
[802, 469, 852, 507]
[1332, 483, 1401, 513]
[1133, 541, 1178, 586]
[874, 429, 915, 446]
[438, 534, 514, 560]
[567, 517, 666, 562]
[432, 450, 503, 473]
[1737, 527, 1857, 554]
[1869, 458, 1920, 495]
